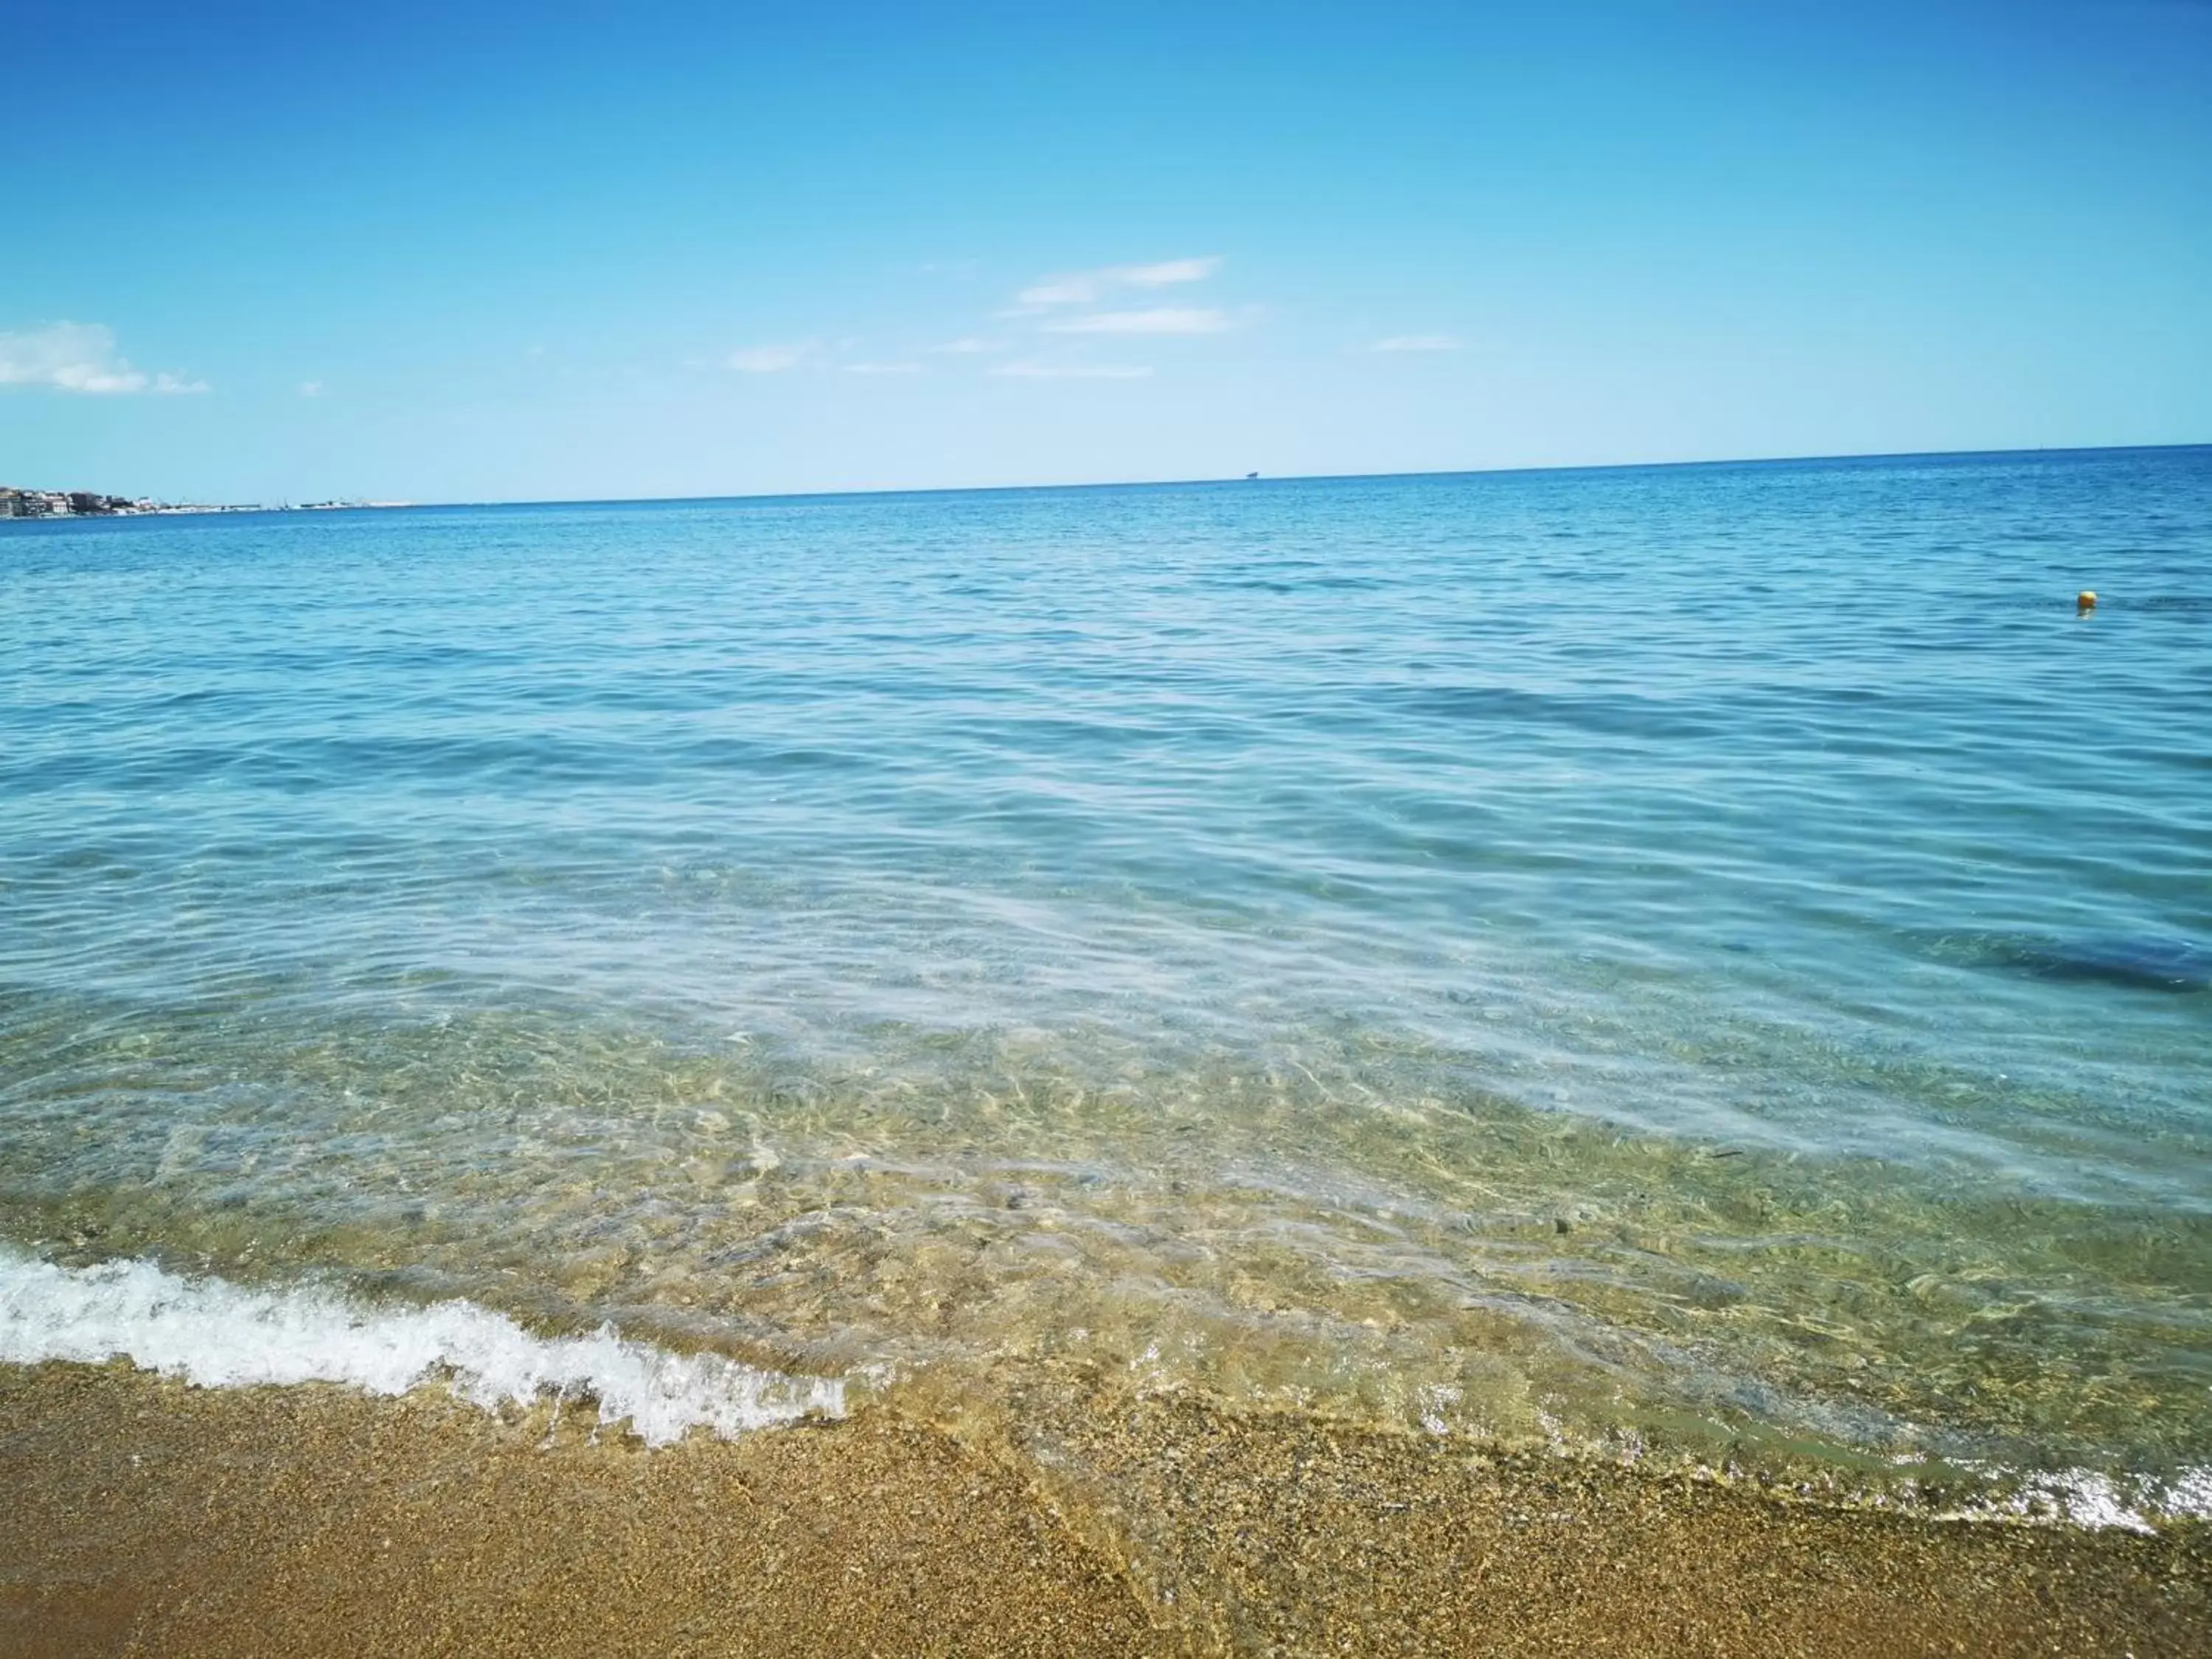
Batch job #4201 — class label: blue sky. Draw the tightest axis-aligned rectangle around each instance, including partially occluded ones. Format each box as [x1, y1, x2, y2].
[4, 0, 2208, 502]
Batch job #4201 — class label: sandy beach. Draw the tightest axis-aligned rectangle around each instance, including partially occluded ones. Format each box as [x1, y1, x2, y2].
[2, 1362, 2204, 1658]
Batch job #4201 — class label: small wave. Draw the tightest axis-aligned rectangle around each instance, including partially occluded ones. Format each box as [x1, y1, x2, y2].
[0, 1250, 843, 1444]
[1994, 1466, 2212, 1533]
[1889, 1462, 2212, 1535]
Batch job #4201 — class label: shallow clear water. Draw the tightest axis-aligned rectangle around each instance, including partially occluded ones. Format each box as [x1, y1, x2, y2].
[3, 449, 2208, 1500]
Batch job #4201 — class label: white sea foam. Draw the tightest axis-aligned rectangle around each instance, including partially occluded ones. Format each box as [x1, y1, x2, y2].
[1880, 1460, 2212, 1534]
[1985, 1467, 2212, 1534]
[0, 1250, 843, 1444]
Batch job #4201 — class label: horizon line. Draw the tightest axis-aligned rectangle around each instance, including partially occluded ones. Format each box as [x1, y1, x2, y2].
[12, 439, 2207, 520]
[260, 438, 2212, 512]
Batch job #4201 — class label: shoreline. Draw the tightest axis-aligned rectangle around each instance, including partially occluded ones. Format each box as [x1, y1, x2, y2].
[0, 501, 413, 520]
[3, 1360, 2205, 1657]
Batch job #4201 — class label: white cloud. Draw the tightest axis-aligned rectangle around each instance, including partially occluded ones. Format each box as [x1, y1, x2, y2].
[990, 361, 1153, 380]
[843, 361, 923, 375]
[1015, 255, 1222, 308]
[1014, 278, 1099, 308]
[1119, 257, 1224, 288]
[298, 380, 326, 398]
[0, 321, 206, 394]
[1374, 334, 1461, 352]
[1045, 307, 1230, 336]
[930, 338, 998, 354]
[726, 341, 813, 373]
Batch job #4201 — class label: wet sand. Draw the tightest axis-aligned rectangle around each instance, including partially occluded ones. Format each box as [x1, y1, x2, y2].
[1, 1362, 2205, 1658]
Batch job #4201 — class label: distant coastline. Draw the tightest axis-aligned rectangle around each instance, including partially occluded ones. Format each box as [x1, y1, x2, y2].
[0, 486, 408, 520]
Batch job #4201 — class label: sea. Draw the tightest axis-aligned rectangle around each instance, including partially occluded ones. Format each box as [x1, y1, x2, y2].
[3, 445, 2208, 1523]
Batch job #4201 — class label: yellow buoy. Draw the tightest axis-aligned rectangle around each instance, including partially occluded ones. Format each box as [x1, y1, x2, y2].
[2077, 590, 2097, 613]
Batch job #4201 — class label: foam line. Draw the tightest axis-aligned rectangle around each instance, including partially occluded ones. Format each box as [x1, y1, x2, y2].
[0, 1249, 843, 1444]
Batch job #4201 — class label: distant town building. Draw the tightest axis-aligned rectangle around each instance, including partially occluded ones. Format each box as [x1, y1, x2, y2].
[0, 486, 150, 518]
[1, 485, 385, 518]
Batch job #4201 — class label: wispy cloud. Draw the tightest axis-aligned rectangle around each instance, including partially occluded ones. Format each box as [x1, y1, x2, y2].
[1015, 256, 1223, 309]
[1045, 307, 1230, 336]
[298, 380, 326, 398]
[990, 361, 1153, 380]
[843, 361, 923, 375]
[1119, 257, 1223, 288]
[1374, 334, 1461, 352]
[930, 337, 999, 354]
[726, 341, 813, 373]
[0, 321, 206, 394]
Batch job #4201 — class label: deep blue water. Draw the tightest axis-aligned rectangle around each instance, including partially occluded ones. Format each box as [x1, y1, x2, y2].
[4, 447, 2208, 1495]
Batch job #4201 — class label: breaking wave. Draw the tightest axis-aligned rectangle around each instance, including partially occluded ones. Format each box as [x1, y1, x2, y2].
[0, 1248, 844, 1444]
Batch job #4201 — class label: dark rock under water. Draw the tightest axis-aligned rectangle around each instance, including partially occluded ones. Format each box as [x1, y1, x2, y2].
[2002, 935, 2212, 992]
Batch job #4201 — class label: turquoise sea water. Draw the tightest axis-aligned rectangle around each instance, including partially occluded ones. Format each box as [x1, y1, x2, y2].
[3, 448, 2208, 1507]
